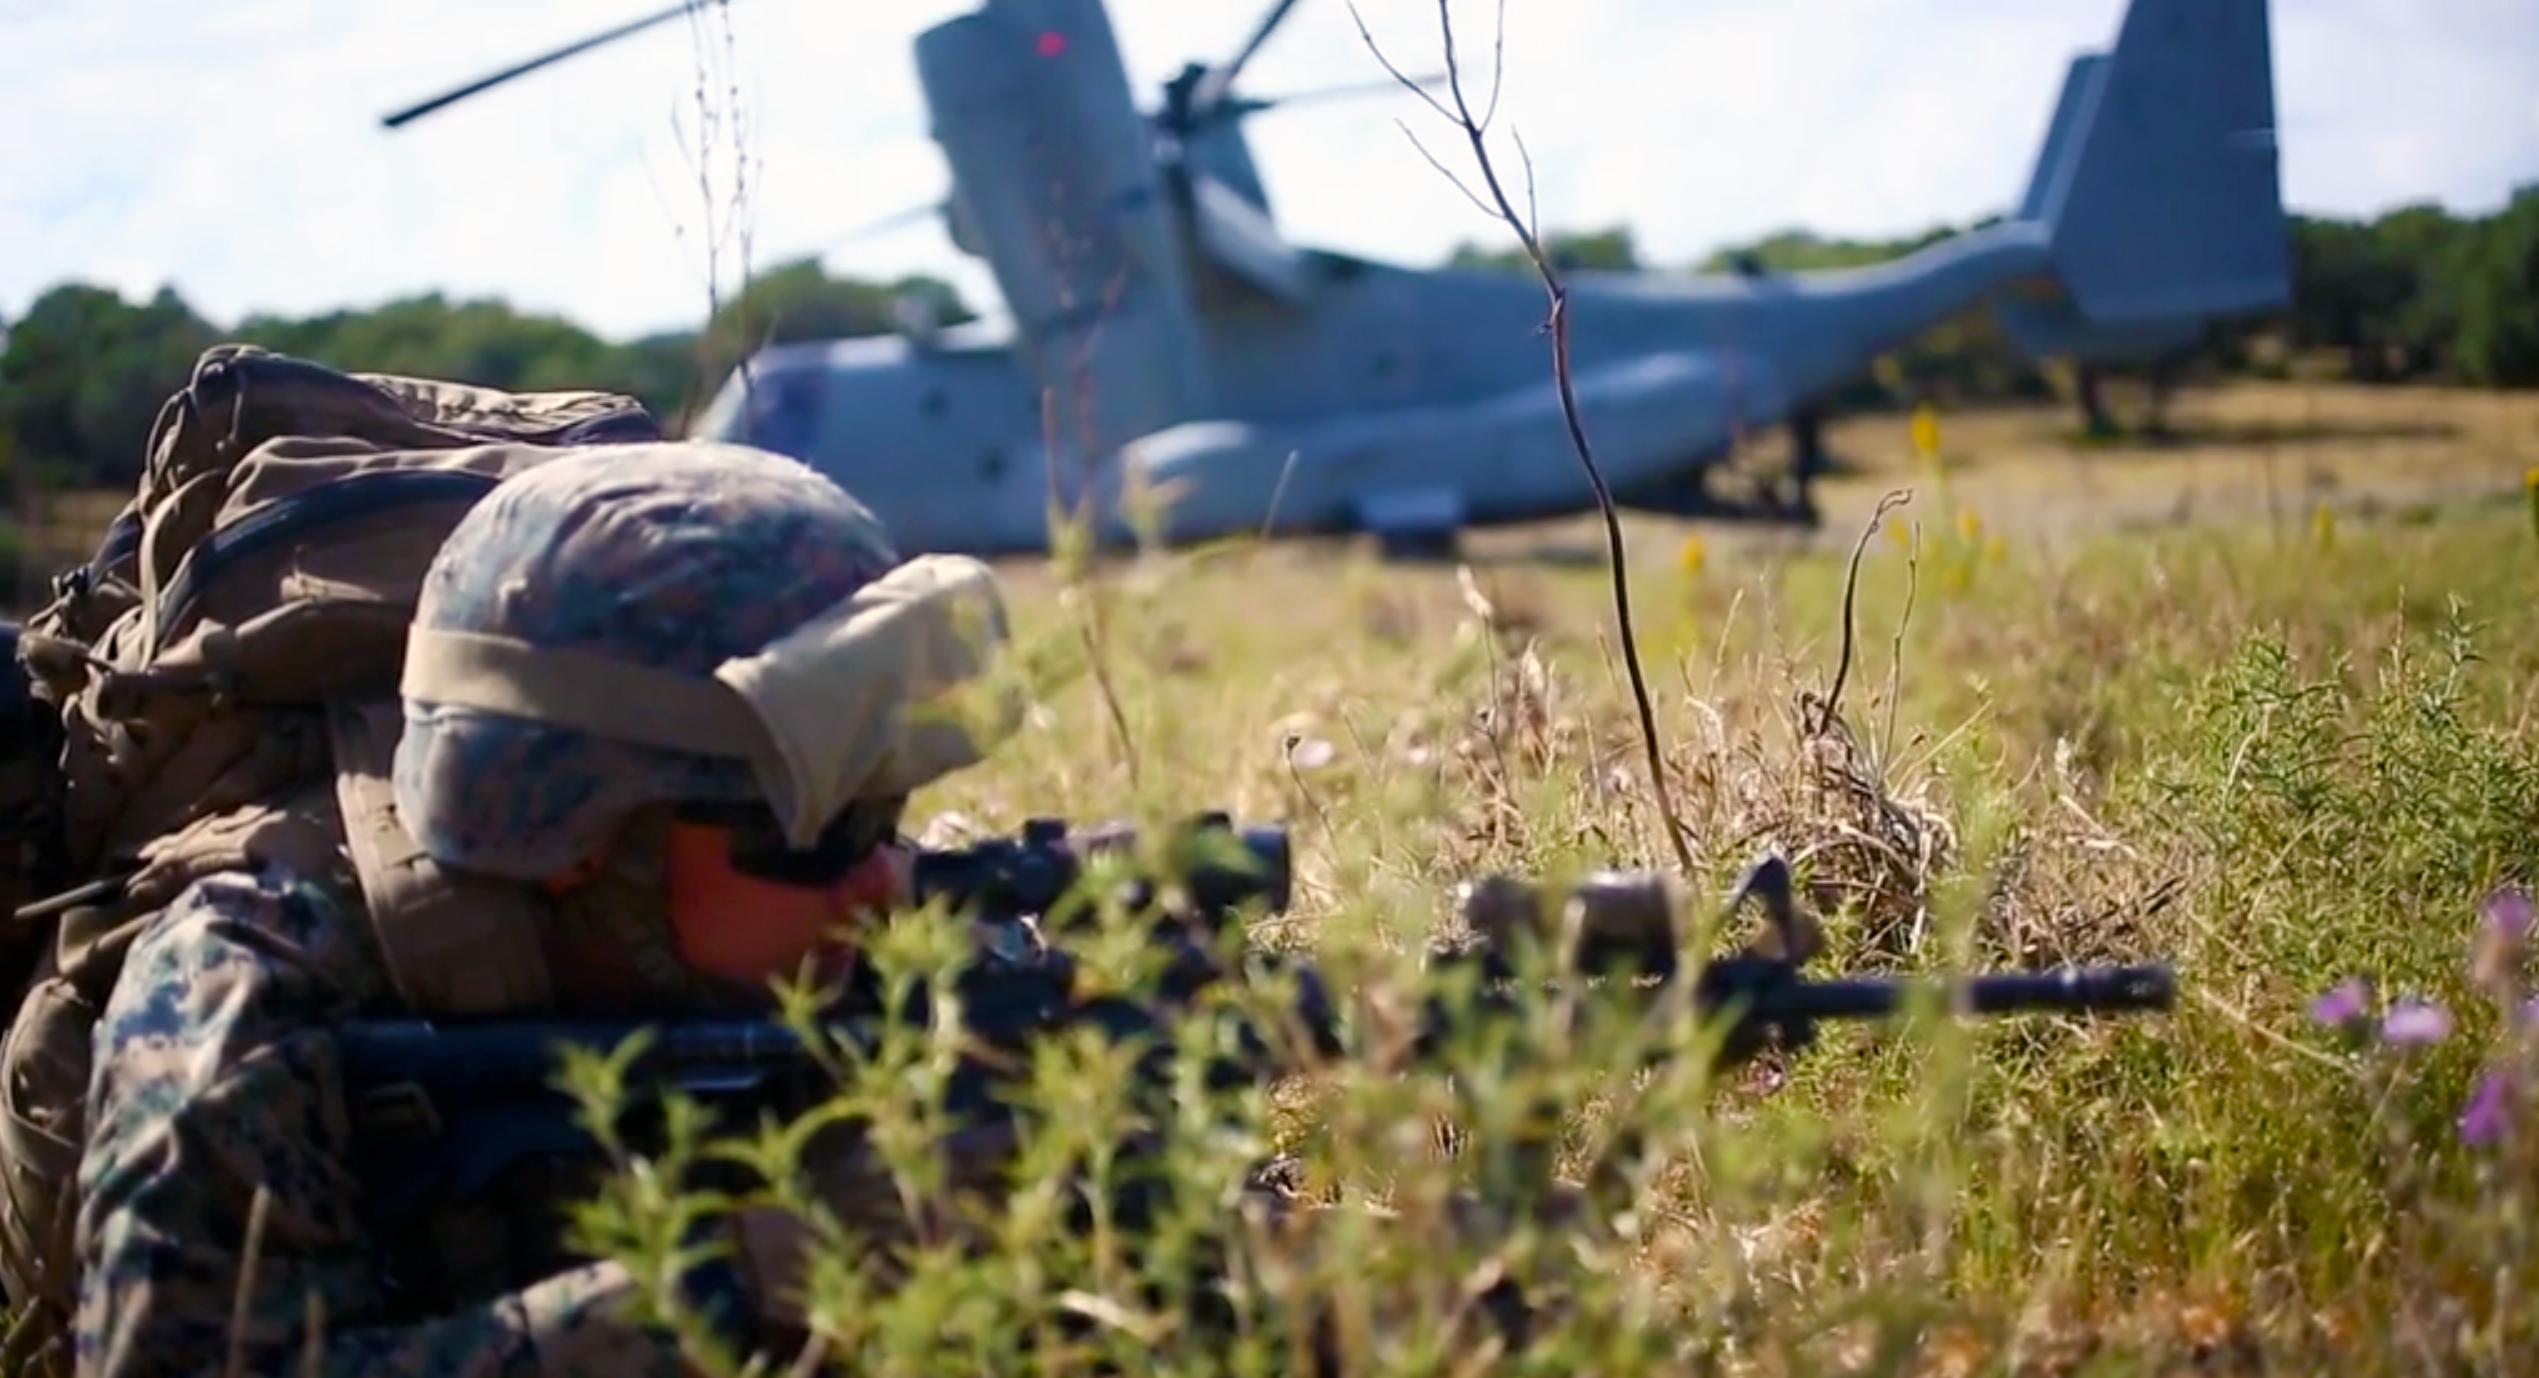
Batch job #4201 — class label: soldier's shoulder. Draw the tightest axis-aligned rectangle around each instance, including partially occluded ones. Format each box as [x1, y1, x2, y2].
[107, 859, 386, 1024]
[160, 860, 360, 947]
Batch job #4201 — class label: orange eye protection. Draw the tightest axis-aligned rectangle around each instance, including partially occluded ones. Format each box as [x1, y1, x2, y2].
[662, 796, 909, 989]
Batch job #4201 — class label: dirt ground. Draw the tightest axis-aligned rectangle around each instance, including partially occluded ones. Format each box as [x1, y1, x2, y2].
[1451, 379, 2539, 570]
[1816, 379, 2537, 534]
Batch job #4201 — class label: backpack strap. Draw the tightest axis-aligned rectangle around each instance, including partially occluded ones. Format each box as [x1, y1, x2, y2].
[148, 468, 506, 661]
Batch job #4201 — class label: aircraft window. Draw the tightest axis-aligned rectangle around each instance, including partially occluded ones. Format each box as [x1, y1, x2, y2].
[1308, 251, 1370, 281]
[980, 449, 1008, 481]
[922, 389, 950, 418]
[743, 373, 822, 455]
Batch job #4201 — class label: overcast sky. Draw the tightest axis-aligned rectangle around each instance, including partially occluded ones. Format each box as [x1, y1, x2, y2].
[4, 0, 2534, 343]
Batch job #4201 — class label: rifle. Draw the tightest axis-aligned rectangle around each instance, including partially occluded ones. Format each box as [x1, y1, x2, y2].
[1426, 852, 2172, 1060]
[338, 813, 2172, 1237]
[341, 812, 1304, 1237]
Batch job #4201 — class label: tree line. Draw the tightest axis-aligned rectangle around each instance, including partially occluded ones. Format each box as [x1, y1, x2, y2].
[0, 259, 973, 491]
[1453, 185, 2539, 433]
[2, 185, 2532, 491]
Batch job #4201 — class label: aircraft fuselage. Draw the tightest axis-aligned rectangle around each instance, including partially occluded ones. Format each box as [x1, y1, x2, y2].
[692, 224, 2060, 555]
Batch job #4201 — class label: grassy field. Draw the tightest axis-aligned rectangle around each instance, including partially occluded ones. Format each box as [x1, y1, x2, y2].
[22, 379, 2539, 1374]
[809, 380, 2538, 1376]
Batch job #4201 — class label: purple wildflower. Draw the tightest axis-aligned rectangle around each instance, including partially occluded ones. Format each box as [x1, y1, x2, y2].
[2481, 886, 2535, 941]
[2309, 978, 2370, 1026]
[2458, 1069, 2515, 1147]
[2380, 998, 2453, 1045]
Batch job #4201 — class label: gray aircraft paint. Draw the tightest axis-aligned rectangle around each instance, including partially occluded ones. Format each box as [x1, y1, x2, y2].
[396, 0, 2289, 558]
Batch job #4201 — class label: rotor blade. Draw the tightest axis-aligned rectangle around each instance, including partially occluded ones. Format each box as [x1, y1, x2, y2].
[1246, 70, 1448, 112]
[815, 198, 947, 249]
[1164, 69, 1449, 135]
[380, 0, 709, 130]
[1186, 0, 1303, 116]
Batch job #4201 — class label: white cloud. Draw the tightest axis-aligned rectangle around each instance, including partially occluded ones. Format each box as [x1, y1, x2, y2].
[2, 0, 2532, 343]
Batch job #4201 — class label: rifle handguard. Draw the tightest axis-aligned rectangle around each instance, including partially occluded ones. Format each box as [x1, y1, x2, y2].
[1441, 850, 2173, 1034]
[1452, 871, 1682, 980]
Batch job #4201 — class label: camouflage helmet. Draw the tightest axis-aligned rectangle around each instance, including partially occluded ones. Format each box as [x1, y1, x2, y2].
[392, 442, 902, 881]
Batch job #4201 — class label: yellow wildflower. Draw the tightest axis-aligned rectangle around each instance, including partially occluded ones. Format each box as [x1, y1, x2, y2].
[1911, 403, 1941, 462]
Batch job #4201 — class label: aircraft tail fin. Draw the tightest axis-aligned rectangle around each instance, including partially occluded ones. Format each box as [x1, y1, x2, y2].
[2004, 0, 2288, 351]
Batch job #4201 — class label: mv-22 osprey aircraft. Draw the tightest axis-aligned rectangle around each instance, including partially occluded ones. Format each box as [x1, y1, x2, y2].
[385, 0, 2289, 557]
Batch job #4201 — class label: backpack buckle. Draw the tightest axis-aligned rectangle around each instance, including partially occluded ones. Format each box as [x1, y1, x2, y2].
[351, 1081, 444, 1141]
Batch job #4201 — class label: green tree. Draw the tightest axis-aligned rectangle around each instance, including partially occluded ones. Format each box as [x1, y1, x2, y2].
[1447, 225, 1641, 274]
[237, 295, 623, 396]
[2443, 185, 2539, 388]
[699, 259, 972, 367]
[0, 282, 220, 483]
[1694, 223, 1960, 274]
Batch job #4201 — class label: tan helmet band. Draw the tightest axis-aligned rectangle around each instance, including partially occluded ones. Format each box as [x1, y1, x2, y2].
[400, 628, 770, 762]
[396, 554, 1016, 847]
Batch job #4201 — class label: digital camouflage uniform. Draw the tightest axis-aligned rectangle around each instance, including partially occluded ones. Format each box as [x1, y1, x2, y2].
[74, 447, 904, 1377]
[76, 866, 684, 1378]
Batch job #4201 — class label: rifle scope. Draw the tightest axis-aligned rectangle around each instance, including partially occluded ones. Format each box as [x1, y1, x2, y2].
[910, 812, 1291, 931]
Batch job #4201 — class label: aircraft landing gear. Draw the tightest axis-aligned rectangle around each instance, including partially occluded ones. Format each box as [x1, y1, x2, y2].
[1772, 461, 1823, 528]
[1356, 488, 1468, 564]
[1776, 474, 1823, 528]
[1372, 527, 1463, 563]
[1780, 404, 1828, 527]
[1613, 452, 1818, 528]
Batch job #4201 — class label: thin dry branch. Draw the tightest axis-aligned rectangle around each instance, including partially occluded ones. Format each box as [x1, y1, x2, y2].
[1817, 489, 1913, 737]
[1350, 0, 1695, 877]
[666, 0, 760, 427]
[1037, 231, 1144, 791]
[221, 1184, 274, 1378]
[1880, 515, 1922, 763]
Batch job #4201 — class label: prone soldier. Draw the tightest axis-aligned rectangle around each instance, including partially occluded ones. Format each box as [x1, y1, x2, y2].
[48, 440, 1018, 1375]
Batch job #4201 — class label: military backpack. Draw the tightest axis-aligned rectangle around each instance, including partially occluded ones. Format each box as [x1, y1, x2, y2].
[0, 343, 664, 1368]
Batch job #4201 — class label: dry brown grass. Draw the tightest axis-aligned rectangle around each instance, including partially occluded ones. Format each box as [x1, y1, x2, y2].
[863, 377, 2539, 1374]
[16, 378, 2539, 1374]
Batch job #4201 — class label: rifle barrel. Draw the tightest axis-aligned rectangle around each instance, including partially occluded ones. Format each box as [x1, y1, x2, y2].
[335, 1018, 831, 1098]
[1759, 964, 2175, 1021]
[334, 964, 2174, 1099]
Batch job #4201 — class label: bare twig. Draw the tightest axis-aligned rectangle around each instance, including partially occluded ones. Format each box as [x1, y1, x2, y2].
[664, 0, 759, 430]
[1259, 448, 1304, 542]
[1816, 489, 1912, 738]
[298, 1289, 328, 1378]
[1038, 380, 1144, 795]
[222, 1184, 273, 1378]
[1351, 0, 1695, 876]
[1880, 517, 1922, 764]
[1035, 214, 1144, 792]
